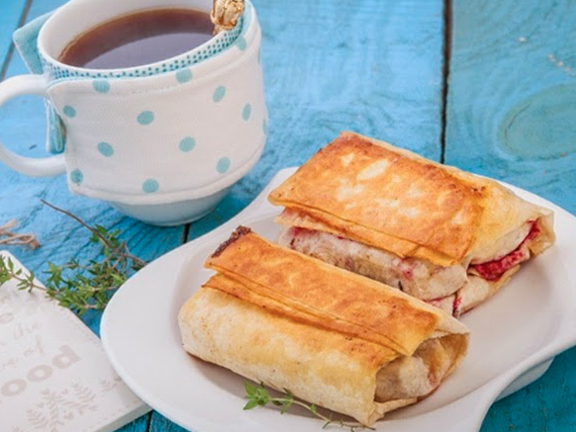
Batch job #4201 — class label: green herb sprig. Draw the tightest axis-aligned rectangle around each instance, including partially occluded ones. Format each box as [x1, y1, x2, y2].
[0, 200, 146, 315]
[243, 382, 374, 431]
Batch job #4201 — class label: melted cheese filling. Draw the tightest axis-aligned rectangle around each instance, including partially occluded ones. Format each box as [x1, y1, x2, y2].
[279, 222, 540, 316]
[278, 227, 467, 301]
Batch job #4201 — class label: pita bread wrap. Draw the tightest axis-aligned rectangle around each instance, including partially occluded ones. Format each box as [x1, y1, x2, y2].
[268, 132, 555, 316]
[178, 227, 469, 426]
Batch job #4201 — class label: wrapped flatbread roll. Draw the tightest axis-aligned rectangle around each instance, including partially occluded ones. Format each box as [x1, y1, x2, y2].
[178, 227, 469, 426]
[268, 132, 555, 316]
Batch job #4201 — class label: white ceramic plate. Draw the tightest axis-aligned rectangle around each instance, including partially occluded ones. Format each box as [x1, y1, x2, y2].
[101, 168, 576, 432]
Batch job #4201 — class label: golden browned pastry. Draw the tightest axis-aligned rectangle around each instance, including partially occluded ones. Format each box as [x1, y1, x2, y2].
[268, 132, 555, 316]
[178, 227, 469, 426]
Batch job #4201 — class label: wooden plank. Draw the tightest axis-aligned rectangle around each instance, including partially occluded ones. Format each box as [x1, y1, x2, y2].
[1, 0, 446, 431]
[148, 413, 187, 432]
[445, 1, 576, 214]
[0, 0, 28, 76]
[445, 1, 576, 431]
[0, 0, 186, 310]
[0, 0, 185, 431]
[188, 0, 446, 242]
[178, 0, 446, 430]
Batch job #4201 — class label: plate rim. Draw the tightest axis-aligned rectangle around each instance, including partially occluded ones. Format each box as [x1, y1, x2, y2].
[101, 167, 576, 432]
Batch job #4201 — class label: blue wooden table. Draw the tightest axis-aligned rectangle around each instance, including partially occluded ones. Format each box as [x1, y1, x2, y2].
[1, 0, 575, 430]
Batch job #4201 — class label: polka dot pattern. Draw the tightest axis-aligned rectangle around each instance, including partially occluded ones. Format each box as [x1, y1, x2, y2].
[70, 169, 83, 184]
[63, 105, 76, 118]
[179, 137, 196, 152]
[217, 157, 231, 174]
[242, 103, 252, 121]
[213, 86, 226, 102]
[93, 79, 110, 93]
[42, 4, 265, 202]
[97, 141, 114, 157]
[236, 36, 247, 51]
[176, 69, 193, 83]
[137, 111, 155, 125]
[142, 179, 159, 193]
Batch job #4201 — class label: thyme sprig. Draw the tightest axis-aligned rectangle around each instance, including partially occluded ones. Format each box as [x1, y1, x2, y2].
[243, 382, 374, 431]
[0, 201, 146, 315]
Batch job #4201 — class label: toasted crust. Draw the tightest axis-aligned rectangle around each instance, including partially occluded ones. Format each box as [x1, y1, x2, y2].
[179, 228, 469, 425]
[210, 225, 252, 258]
[180, 287, 407, 425]
[268, 132, 555, 266]
[205, 229, 467, 356]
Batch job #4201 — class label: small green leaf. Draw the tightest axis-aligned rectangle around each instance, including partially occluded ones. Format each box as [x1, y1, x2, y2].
[244, 381, 257, 396]
[1, 202, 146, 317]
[238, 382, 369, 431]
[280, 398, 293, 414]
[243, 399, 259, 410]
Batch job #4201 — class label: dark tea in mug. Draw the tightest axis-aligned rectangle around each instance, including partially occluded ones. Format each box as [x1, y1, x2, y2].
[58, 8, 213, 69]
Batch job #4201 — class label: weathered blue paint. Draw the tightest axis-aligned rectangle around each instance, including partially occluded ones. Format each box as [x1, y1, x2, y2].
[0, 0, 183, 431]
[2, 0, 575, 431]
[0, 0, 28, 75]
[445, 1, 576, 214]
[446, 1, 576, 431]
[0, 0, 442, 430]
[499, 83, 576, 159]
[188, 0, 446, 244]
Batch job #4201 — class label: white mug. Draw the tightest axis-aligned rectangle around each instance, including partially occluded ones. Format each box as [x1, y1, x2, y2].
[0, 0, 267, 225]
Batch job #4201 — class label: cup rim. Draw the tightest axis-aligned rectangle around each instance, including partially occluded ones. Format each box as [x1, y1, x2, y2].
[37, 0, 253, 77]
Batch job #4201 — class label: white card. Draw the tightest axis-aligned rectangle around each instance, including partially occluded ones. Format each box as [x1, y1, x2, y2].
[0, 251, 150, 432]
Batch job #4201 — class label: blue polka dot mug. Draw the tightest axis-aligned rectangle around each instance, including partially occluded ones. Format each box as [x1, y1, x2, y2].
[0, 0, 267, 225]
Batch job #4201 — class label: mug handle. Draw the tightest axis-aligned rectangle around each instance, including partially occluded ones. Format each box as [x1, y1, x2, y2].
[0, 74, 66, 177]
